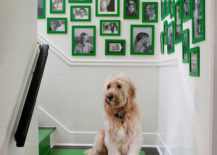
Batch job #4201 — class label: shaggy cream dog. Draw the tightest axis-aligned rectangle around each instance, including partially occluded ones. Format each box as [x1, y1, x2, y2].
[85, 74, 143, 155]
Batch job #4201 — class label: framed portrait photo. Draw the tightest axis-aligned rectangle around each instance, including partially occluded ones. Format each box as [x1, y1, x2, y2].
[164, 0, 170, 17]
[167, 21, 175, 54]
[161, 0, 165, 20]
[189, 47, 200, 77]
[105, 39, 126, 56]
[72, 26, 96, 56]
[183, 0, 192, 22]
[38, 0, 46, 19]
[192, 0, 205, 44]
[96, 0, 120, 16]
[70, 6, 91, 22]
[100, 20, 121, 36]
[160, 31, 164, 54]
[175, 0, 183, 44]
[182, 29, 190, 63]
[124, 0, 140, 19]
[130, 25, 155, 55]
[50, 0, 65, 14]
[164, 20, 168, 45]
[142, 2, 158, 23]
[170, 0, 175, 18]
[68, 0, 92, 3]
[47, 18, 67, 34]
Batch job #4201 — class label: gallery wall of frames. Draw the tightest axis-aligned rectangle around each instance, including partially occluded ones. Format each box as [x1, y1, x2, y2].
[160, 0, 205, 77]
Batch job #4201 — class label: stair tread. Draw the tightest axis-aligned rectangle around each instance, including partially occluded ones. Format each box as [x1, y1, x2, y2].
[39, 129, 54, 144]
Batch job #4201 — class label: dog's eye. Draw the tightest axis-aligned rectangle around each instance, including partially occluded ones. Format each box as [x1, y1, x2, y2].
[117, 84, 121, 89]
[107, 85, 110, 89]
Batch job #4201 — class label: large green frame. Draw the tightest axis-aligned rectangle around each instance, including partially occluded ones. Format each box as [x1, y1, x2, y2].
[105, 39, 126, 56]
[142, 2, 158, 23]
[70, 6, 91, 22]
[189, 47, 200, 77]
[174, 0, 183, 44]
[167, 21, 175, 54]
[47, 18, 68, 34]
[72, 25, 96, 56]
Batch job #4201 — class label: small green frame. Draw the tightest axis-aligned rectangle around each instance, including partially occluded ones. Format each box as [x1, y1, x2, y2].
[192, 0, 205, 44]
[189, 47, 200, 77]
[50, 0, 65, 14]
[182, 29, 190, 63]
[96, 0, 120, 17]
[105, 39, 126, 56]
[174, 0, 183, 44]
[70, 6, 91, 22]
[183, 0, 192, 22]
[170, 0, 175, 18]
[130, 25, 155, 55]
[167, 21, 175, 54]
[124, 0, 140, 19]
[68, 0, 92, 3]
[38, 0, 46, 19]
[160, 31, 164, 54]
[161, 0, 165, 20]
[164, 0, 171, 18]
[72, 25, 96, 56]
[142, 2, 158, 23]
[47, 18, 67, 34]
[164, 20, 168, 45]
[100, 20, 121, 36]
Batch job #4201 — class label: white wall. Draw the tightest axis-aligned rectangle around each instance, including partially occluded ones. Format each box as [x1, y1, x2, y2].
[0, 0, 38, 155]
[158, 0, 214, 154]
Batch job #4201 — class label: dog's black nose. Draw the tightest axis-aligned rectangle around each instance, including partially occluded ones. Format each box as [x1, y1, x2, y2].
[107, 94, 113, 100]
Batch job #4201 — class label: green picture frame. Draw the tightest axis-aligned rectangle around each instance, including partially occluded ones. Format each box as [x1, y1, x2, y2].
[161, 0, 165, 20]
[47, 18, 67, 34]
[183, 0, 192, 22]
[96, 0, 120, 17]
[124, 0, 140, 19]
[160, 31, 164, 54]
[50, 0, 65, 14]
[100, 20, 121, 36]
[68, 0, 92, 3]
[170, 0, 175, 18]
[192, 0, 205, 44]
[182, 29, 190, 63]
[72, 25, 96, 56]
[142, 2, 158, 23]
[105, 39, 126, 56]
[70, 6, 91, 22]
[164, 0, 170, 17]
[130, 25, 155, 55]
[167, 21, 175, 54]
[38, 0, 46, 19]
[189, 47, 200, 77]
[164, 20, 168, 45]
[174, 0, 183, 44]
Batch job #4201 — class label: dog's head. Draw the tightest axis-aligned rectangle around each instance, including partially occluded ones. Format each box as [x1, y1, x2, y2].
[104, 73, 136, 109]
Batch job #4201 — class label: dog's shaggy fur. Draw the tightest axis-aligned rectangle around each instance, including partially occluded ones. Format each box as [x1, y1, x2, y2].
[85, 74, 143, 155]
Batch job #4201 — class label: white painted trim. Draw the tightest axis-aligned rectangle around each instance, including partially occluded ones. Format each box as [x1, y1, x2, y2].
[37, 33, 178, 67]
[157, 134, 172, 155]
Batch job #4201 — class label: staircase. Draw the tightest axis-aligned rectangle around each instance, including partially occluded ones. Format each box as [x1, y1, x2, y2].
[38, 128, 146, 155]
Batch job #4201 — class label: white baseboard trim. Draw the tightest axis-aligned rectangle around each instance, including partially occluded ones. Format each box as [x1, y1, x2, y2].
[37, 33, 178, 67]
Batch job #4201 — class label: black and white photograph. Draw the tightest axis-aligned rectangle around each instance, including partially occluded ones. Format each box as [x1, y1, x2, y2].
[161, 0, 165, 19]
[105, 40, 126, 55]
[160, 32, 164, 54]
[183, 33, 188, 60]
[142, 2, 158, 22]
[165, 0, 169, 15]
[191, 52, 197, 73]
[47, 18, 67, 34]
[131, 25, 154, 55]
[167, 22, 174, 53]
[51, 0, 64, 13]
[175, 1, 182, 42]
[38, 0, 45, 18]
[124, 0, 139, 19]
[183, 0, 190, 19]
[189, 47, 200, 76]
[96, 0, 119, 16]
[100, 20, 120, 36]
[72, 26, 96, 55]
[71, 6, 91, 21]
[170, 0, 174, 17]
[192, 0, 205, 43]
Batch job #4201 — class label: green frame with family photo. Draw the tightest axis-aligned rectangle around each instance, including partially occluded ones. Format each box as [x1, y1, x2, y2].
[192, 0, 205, 44]
[166, 21, 175, 54]
[70, 6, 91, 22]
[100, 20, 121, 36]
[189, 46, 200, 77]
[38, 0, 46, 19]
[124, 0, 140, 19]
[182, 29, 190, 63]
[96, 0, 120, 17]
[105, 39, 126, 56]
[183, 0, 192, 22]
[50, 0, 66, 14]
[142, 2, 158, 23]
[72, 25, 96, 56]
[130, 25, 155, 55]
[160, 31, 164, 54]
[174, 0, 183, 44]
[47, 17, 68, 34]
[68, 0, 92, 3]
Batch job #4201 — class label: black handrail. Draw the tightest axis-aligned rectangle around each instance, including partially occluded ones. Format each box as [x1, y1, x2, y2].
[15, 44, 49, 147]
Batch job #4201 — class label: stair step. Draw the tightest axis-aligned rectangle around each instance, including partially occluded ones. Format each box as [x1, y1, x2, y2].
[39, 128, 55, 155]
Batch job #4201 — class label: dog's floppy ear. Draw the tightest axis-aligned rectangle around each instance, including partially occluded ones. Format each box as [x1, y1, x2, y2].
[128, 79, 136, 98]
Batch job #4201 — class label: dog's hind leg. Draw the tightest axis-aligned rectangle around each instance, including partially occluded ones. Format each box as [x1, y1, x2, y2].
[85, 130, 107, 155]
